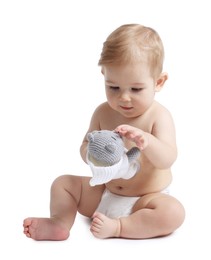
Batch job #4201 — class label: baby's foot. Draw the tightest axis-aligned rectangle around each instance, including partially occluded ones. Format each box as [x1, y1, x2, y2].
[23, 217, 69, 241]
[90, 212, 121, 239]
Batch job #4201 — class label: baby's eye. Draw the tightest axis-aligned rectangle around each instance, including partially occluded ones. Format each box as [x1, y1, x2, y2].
[109, 86, 119, 90]
[109, 86, 119, 91]
[131, 88, 143, 92]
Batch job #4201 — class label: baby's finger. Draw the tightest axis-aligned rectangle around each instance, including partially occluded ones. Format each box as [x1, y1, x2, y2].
[114, 125, 128, 134]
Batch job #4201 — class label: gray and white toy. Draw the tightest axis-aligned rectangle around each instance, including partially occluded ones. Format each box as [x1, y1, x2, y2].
[86, 130, 141, 186]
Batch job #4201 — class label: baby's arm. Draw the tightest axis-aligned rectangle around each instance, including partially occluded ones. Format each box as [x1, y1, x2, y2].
[115, 122, 177, 169]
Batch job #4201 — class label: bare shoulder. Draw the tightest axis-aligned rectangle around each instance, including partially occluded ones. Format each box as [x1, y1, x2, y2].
[92, 102, 122, 130]
[135, 101, 175, 134]
[151, 101, 176, 142]
[152, 101, 175, 124]
[86, 102, 116, 132]
[153, 101, 173, 115]
[91, 102, 112, 122]
[91, 102, 112, 119]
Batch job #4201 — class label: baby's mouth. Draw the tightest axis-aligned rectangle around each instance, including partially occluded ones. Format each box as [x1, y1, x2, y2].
[120, 106, 133, 110]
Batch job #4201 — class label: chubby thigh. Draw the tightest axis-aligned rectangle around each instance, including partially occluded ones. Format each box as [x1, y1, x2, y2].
[77, 176, 105, 217]
[131, 191, 185, 222]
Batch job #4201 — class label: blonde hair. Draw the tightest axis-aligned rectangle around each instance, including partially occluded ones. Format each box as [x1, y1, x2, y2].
[98, 24, 164, 78]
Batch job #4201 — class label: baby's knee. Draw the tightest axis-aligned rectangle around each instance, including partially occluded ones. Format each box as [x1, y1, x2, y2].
[51, 174, 68, 188]
[170, 199, 185, 227]
[159, 198, 185, 233]
[51, 174, 81, 191]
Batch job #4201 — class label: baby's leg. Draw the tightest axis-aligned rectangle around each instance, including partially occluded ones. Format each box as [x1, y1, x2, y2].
[90, 193, 185, 239]
[90, 212, 121, 239]
[119, 193, 185, 239]
[23, 175, 104, 241]
[23, 175, 80, 240]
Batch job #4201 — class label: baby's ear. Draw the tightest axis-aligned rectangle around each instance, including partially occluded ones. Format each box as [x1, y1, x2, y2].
[155, 72, 168, 92]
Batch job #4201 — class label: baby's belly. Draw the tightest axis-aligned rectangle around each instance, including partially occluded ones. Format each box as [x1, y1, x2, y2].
[105, 169, 172, 196]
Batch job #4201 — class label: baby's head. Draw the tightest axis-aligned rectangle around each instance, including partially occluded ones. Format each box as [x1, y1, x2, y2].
[98, 24, 164, 79]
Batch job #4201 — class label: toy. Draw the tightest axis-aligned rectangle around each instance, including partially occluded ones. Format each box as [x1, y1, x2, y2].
[86, 130, 141, 186]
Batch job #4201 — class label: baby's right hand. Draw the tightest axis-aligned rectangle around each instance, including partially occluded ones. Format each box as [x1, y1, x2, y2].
[115, 124, 149, 151]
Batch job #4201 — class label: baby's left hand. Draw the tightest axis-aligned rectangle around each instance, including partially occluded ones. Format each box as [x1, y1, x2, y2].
[115, 124, 149, 151]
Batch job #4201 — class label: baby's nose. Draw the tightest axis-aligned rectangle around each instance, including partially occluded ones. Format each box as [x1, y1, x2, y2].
[119, 91, 131, 101]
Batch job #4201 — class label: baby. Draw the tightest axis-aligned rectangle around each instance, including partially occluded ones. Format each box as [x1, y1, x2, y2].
[23, 24, 185, 240]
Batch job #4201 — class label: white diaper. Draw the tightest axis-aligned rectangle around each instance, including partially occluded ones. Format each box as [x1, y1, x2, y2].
[96, 189, 140, 218]
[96, 188, 170, 218]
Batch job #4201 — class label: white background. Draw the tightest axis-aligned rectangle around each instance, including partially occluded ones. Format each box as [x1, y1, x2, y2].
[0, 0, 210, 259]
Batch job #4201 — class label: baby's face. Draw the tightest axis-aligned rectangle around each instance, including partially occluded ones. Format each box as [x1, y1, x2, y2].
[102, 63, 156, 118]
